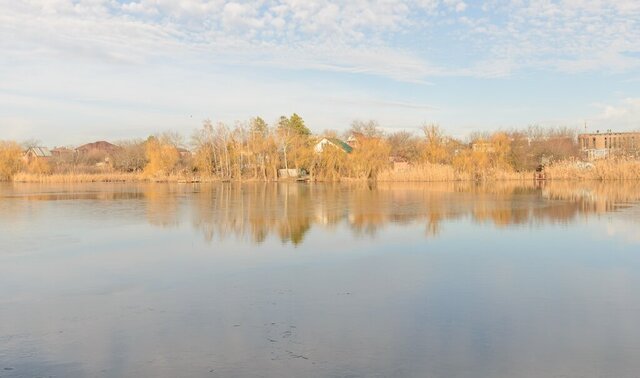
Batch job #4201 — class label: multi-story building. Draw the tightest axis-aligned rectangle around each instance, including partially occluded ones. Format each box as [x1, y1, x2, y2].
[578, 131, 640, 160]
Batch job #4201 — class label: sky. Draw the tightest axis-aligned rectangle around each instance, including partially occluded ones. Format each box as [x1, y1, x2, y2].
[1, 0, 640, 146]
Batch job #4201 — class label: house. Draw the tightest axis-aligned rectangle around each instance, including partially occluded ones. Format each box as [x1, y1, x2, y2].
[51, 147, 74, 157]
[75, 141, 119, 155]
[177, 147, 192, 159]
[389, 156, 410, 171]
[578, 131, 640, 160]
[471, 141, 495, 153]
[23, 147, 52, 163]
[346, 132, 364, 148]
[346, 132, 381, 149]
[314, 137, 353, 154]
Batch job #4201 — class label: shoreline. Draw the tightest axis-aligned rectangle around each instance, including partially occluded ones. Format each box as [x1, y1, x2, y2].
[5, 159, 640, 184]
[6, 173, 640, 184]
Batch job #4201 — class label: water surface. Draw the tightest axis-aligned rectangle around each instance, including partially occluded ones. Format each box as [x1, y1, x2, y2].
[1, 181, 640, 377]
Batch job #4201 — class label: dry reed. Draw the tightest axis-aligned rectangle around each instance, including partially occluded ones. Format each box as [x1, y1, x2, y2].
[377, 163, 464, 181]
[377, 163, 531, 182]
[9, 159, 640, 183]
[12, 172, 147, 183]
[546, 159, 640, 180]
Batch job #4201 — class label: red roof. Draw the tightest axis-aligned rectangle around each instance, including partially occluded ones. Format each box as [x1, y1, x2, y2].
[75, 141, 119, 153]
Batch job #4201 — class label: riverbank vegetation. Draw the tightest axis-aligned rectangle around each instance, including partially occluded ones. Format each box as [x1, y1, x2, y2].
[2, 114, 640, 183]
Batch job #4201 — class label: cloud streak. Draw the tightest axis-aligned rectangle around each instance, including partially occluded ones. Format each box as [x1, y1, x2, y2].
[1, 0, 640, 143]
[3, 0, 639, 82]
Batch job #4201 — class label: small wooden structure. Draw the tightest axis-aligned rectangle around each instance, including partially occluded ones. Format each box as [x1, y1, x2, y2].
[533, 164, 547, 181]
[278, 168, 310, 181]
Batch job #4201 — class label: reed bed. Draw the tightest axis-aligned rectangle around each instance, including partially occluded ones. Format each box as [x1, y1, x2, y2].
[377, 163, 531, 182]
[8, 159, 640, 183]
[10, 173, 263, 183]
[546, 159, 640, 180]
[12, 172, 147, 183]
[377, 163, 464, 182]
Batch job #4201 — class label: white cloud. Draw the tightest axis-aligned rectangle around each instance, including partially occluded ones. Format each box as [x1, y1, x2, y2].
[482, 0, 640, 74]
[2, 0, 640, 81]
[2, 0, 640, 143]
[589, 98, 640, 131]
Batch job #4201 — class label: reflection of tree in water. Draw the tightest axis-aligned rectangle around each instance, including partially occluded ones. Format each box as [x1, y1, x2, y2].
[191, 183, 317, 245]
[277, 184, 312, 245]
[144, 184, 180, 228]
[3, 181, 639, 246]
[0, 184, 35, 228]
[348, 185, 387, 237]
[0, 183, 147, 225]
[184, 181, 640, 245]
[542, 181, 640, 216]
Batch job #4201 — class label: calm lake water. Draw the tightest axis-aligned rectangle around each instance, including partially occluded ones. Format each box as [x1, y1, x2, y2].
[1, 181, 640, 377]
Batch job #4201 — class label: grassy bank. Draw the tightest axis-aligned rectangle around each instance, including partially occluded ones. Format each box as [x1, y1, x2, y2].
[544, 159, 640, 180]
[377, 163, 531, 182]
[8, 158, 640, 183]
[10, 173, 264, 183]
[378, 159, 640, 182]
[13, 172, 151, 183]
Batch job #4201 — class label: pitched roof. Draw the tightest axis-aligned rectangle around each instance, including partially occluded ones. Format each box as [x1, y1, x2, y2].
[51, 147, 73, 154]
[75, 141, 119, 152]
[26, 147, 52, 157]
[315, 137, 353, 153]
[327, 138, 353, 153]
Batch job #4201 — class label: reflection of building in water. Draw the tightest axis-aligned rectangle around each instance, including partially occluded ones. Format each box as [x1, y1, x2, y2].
[542, 181, 640, 216]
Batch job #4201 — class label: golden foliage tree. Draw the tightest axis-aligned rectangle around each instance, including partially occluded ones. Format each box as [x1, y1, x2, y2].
[247, 117, 270, 179]
[349, 137, 391, 179]
[144, 136, 179, 177]
[312, 144, 349, 181]
[26, 158, 51, 175]
[421, 124, 451, 164]
[452, 149, 490, 180]
[192, 120, 217, 177]
[490, 132, 512, 170]
[0, 141, 24, 180]
[277, 114, 312, 172]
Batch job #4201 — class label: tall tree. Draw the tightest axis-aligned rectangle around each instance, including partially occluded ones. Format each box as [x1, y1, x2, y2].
[144, 135, 179, 177]
[348, 120, 384, 138]
[248, 117, 270, 179]
[288, 113, 311, 135]
[251, 117, 268, 136]
[421, 123, 450, 164]
[0, 141, 24, 180]
[276, 113, 311, 171]
[387, 131, 421, 162]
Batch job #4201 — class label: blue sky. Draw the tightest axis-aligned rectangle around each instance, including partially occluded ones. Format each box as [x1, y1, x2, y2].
[1, 0, 640, 146]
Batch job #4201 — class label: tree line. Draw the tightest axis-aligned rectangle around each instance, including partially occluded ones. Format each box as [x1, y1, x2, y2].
[0, 113, 610, 182]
